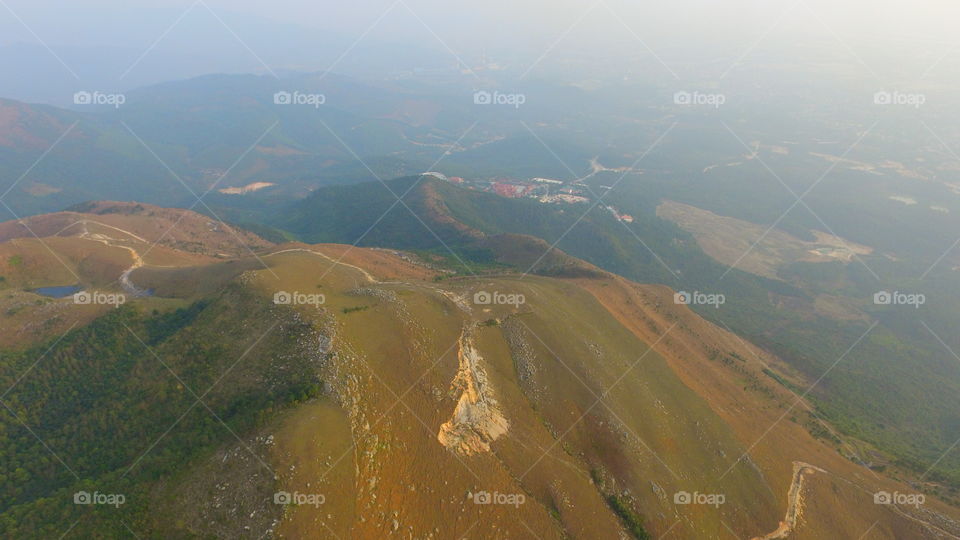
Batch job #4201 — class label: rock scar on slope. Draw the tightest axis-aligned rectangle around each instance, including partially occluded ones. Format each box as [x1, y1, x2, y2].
[437, 326, 509, 455]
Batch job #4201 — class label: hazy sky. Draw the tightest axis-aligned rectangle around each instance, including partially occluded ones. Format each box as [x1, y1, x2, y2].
[5, 1, 960, 51]
[1, 0, 958, 101]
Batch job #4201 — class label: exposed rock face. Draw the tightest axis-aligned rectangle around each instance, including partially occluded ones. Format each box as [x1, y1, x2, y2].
[437, 326, 509, 455]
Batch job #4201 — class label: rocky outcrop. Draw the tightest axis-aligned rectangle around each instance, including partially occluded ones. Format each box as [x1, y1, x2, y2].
[437, 326, 509, 455]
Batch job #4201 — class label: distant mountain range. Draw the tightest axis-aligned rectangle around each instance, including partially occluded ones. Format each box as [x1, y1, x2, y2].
[0, 71, 609, 221]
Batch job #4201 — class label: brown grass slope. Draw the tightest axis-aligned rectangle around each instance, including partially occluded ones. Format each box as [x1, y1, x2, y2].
[0, 201, 273, 257]
[0, 202, 266, 348]
[2, 205, 959, 538]
[232, 244, 960, 538]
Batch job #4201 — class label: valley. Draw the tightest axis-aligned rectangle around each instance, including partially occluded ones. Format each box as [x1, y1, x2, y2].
[656, 200, 873, 280]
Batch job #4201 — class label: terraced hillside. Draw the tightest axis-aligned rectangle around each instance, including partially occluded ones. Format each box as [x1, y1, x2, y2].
[0, 205, 958, 538]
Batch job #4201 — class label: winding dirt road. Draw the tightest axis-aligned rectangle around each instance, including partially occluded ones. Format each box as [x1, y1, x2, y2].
[74, 220, 150, 296]
[753, 462, 826, 540]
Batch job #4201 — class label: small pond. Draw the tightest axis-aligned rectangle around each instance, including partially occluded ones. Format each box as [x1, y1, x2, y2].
[31, 285, 82, 298]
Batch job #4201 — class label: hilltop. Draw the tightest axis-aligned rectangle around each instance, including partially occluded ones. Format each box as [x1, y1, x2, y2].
[0, 200, 273, 255]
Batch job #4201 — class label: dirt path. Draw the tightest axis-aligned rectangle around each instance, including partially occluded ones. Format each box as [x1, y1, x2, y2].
[575, 156, 641, 183]
[116, 246, 147, 296]
[75, 221, 150, 296]
[753, 461, 960, 540]
[753, 462, 826, 540]
[264, 248, 461, 304]
[265, 248, 385, 284]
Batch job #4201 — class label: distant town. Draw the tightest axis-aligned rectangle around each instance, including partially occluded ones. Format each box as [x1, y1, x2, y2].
[420, 171, 634, 223]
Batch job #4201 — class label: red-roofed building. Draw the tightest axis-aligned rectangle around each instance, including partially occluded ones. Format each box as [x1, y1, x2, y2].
[493, 182, 530, 198]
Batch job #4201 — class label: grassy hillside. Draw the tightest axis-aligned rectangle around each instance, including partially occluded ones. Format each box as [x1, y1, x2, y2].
[1, 217, 958, 537]
[275, 176, 960, 491]
[0, 285, 322, 537]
